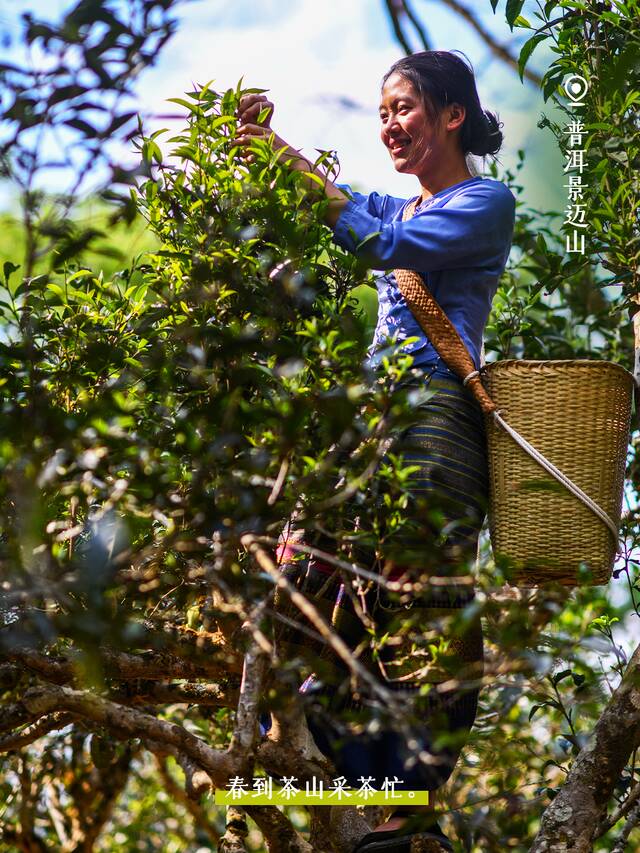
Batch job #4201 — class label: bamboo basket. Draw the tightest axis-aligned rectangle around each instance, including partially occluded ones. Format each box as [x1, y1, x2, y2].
[482, 359, 633, 586]
[394, 198, 634, 586]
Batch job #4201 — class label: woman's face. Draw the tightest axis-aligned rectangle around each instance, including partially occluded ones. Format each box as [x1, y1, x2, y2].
[379, 72, 452, 175]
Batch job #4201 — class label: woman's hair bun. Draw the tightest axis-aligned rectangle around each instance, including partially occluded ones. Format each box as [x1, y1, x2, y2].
[468, 109, 504, 157]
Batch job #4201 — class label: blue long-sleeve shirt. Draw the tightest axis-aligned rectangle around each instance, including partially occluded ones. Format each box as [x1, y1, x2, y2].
[332, 175, 516, 372]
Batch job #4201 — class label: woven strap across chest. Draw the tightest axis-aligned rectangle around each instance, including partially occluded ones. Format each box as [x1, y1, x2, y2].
[393, 198, 495, 414]
[392, 197, 620, 547]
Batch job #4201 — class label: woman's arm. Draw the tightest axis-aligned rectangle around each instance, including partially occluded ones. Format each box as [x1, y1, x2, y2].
[234, 93, 349, 227]
[333, 185, 516, 271]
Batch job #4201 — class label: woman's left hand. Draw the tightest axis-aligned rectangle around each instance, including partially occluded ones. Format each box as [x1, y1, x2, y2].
[237, 93, 274, 128]
[233, 90, 349, 227]
[234, 92, 301, 166]
[233, 122, 293, 164]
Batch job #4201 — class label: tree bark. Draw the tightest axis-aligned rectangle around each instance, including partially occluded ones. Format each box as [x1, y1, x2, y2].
[530, 642, 640, 852]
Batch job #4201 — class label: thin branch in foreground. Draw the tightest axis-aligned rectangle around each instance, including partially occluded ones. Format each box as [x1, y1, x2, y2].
[384, 0, 413, 54]
[401, 0, 431, 49]
[254, 533, 398, 591]
[240, 533, 405, 716]
[598, 776, 640, 835]
[383, 0, 543, 86]
[611, 799, 640, 853]
[228, 640, 269, 777]
[0, 711, 76, 752]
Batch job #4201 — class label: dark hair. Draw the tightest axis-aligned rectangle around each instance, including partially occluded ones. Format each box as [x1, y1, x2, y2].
[382, 50, 504, 159]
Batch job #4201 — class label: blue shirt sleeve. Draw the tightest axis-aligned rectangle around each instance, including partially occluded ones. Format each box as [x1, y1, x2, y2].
[336, 183, 406, 225]
[332, 185, 515, 272]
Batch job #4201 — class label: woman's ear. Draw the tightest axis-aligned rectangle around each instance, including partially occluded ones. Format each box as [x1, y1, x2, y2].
[445, 102, 466, 132]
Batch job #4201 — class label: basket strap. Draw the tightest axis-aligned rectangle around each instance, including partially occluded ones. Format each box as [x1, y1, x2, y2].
[394, 200, 496, 415]
[393, 198, 621, 550]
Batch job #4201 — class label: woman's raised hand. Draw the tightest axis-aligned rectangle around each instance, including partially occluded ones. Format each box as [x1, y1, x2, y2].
[234, 92, 301, 166]
[234, 90, 348, 226]
[237, 93, 274, 128]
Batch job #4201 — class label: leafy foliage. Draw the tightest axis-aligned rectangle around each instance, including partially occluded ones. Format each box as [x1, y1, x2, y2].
[515, 1, 640, 310]
[1, 1, 640, 851]
[0, 0, 187, 279]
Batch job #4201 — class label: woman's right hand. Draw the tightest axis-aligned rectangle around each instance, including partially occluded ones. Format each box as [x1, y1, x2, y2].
[237, 93, 274, 129]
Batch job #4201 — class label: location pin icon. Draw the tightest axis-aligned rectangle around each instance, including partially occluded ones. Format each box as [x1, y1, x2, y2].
[564, 74, 589, 103]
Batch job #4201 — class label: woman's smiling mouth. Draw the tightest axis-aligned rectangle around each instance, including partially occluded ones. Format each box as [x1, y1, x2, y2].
[389, 137, 411, 154]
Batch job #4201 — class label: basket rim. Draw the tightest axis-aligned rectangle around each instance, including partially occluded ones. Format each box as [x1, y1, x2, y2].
[483, 358, 633, 378]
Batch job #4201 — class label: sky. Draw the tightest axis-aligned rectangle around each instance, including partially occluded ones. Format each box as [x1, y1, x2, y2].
[0, 0, 568, 215]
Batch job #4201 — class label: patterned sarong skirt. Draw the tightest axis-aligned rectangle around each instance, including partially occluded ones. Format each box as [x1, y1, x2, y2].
[269, 364, 488, 793]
